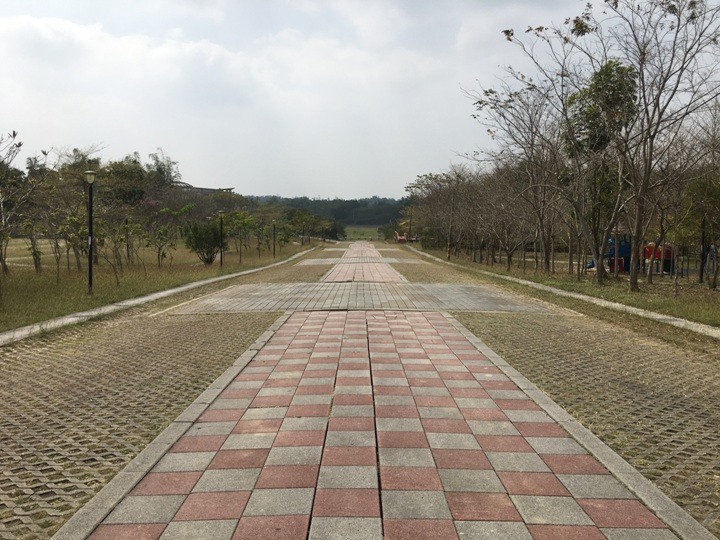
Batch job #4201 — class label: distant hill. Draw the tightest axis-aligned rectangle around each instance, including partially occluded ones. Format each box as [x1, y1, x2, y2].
[253, 196, 406, 226]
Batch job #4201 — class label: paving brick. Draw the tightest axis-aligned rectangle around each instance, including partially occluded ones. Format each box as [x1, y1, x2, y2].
[308, 517, 382, 540]
[193, 469, 260, 492]
[498, 471, 570, 496]
[526, 524, 606, 540]
[541, 454, 609, 475]
[313, 489, 381, 517]
[375, 418, 423, 432]
[270, 430, 324, 447]
[432, 449, 492, 470]
[379, 448, 435, 467]
[486, 452, 551, 472]
[280, 417, 328, 431]
[511, 495, 594, 525]
[89, 524, 166, 540]
[209, 449, 269, 469]
[377, 431, 428, 448]
[222, 433, 276, 450]
[467, 420, 520, 436]
[476, 435, 534, 453]
[453, 521, 531, 539]
[445, 492, 521, 521]
[132, 472, 202, 496]
[578, 499, 667, 528]
[383, 518, 458, 540]
[153, 452, 216, 473]
[381, 490, 451, 519]
[438, 469, 504, 492]
[265, 445, 323, 466]
[254, 465, 319, 488]
[328, 417, 375, 431]
[380, 467, 443, 490]
[322, 446, 377, 466]
[160, 520, 238, 539]
[232, 419, 282, 434]
[234, 515, 310, 540]
[426, 432, 480, 450]
[317, 466, 378, 488]
[558, 474, 634, 499]
[174, 491, 250, 520]
[324, 430, 375, 447]
[171, 435, 227, 453]
[243, 488, 315, 516]
[526, 437, 587, 455]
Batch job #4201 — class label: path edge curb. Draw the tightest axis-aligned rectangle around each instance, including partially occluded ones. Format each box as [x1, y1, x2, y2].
[51, 310, 294, 540]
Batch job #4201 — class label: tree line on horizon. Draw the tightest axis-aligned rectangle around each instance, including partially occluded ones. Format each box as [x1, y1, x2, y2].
[0, 139, 359, 281]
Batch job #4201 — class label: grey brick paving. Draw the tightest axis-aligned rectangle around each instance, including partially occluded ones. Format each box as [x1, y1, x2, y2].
[169, 282, 554, 313]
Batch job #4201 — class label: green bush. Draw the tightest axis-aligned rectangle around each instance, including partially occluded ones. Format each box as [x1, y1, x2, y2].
[183, 220, 227, 264]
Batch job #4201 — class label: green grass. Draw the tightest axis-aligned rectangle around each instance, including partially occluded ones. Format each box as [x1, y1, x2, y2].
[0, 240, 313, 332]
[423, 248, 720, 328]
[344, 226, 379, 241]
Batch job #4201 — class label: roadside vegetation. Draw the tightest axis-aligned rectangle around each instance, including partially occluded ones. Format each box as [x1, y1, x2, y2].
[417, 246, 720, 328]
[400, 0, 720, 296]
[0, 238, 314, 332]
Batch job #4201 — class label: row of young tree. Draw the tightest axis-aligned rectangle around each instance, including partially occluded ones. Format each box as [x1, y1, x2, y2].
[0, 137, 342, 282]
[405, 0, 720, 291]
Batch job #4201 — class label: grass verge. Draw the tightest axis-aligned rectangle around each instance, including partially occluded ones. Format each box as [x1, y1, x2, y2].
[0, 241, 314, 332]
[419, 248, 720, 329]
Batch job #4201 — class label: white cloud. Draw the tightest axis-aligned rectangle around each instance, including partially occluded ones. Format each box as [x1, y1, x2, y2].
[0, 1, 582, 198]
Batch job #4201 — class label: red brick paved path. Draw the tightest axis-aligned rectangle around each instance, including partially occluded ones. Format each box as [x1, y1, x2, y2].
[76, 243, 693, 539]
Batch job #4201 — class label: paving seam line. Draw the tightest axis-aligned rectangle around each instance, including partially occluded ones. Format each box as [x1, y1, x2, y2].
[51, 310, 295, 540]
[441, 311, 715, 540]
[0, 248, 315, 348]
[406, 245, 720, 340]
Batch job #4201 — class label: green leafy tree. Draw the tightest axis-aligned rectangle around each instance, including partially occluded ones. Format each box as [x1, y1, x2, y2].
[184, 219, 227, 265]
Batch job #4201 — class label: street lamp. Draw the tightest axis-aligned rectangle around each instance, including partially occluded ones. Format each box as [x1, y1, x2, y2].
[218, 210, 225, 268]
[85, 170, 96, 295]
[272, 219, 276, 258]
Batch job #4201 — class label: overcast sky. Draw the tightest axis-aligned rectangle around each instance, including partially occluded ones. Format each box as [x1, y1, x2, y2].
[1, 0, 583, 199]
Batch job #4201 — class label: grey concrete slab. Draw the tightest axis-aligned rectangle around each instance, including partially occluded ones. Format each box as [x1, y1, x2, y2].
[243, 488, 315, 516]
[454, 521, 532, 539]
[381, 490, 451, 519]
[160, 520, 237, 539]
[308, 517, 383, 540]
[265, 446, 323, 466]
[557, 474, 635, 499]
[317, 466, 378, 488]
[511, 495, 594, 525]
[193, 469, 261, 492]
[378, 448, 435, 467]
[439, 469, 504, 492]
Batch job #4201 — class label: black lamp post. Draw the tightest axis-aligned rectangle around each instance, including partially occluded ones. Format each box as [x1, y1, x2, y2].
[272, 219, 276, 258]
[85, 170, 96, 295]
[218, 210, 225, 268]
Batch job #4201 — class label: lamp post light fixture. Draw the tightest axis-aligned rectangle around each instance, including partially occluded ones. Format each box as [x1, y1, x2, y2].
[84, 170, 96, 295]
[218, 210, 225, 268]
[272, 219, 276, 259]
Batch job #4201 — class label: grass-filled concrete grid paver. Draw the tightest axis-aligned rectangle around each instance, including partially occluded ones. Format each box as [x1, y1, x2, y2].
[84, 310, 684, 539]
[0, 309, 280, 540]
